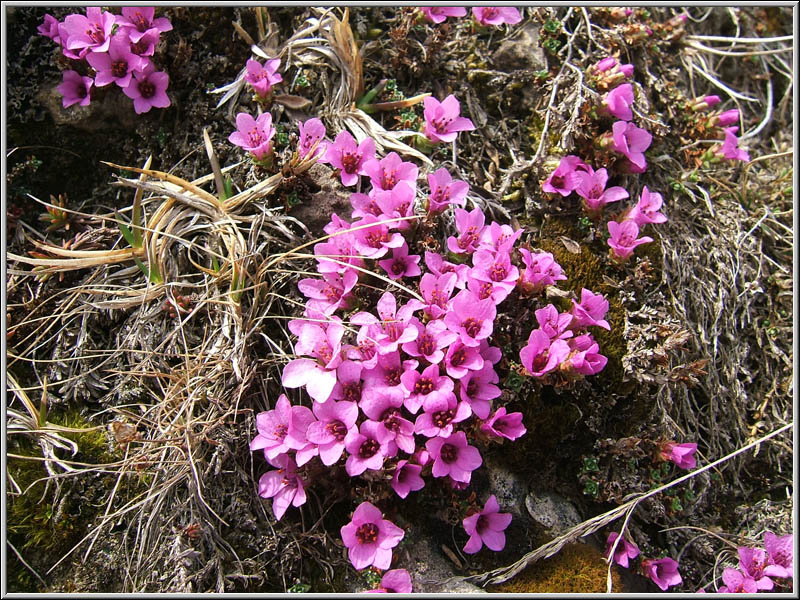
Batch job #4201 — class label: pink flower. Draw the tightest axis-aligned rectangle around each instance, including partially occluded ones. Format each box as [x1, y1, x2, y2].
[250, 394, 316, 461]
[414, 393, 471, 438]
[520, 329, 570, 377]
[427, 167, 469, 214]
[427, 430, 483, 484]
[626, 186, 667, 227]
[37, 14, 61, 42]
[610, 121, 652, 171]
[605, 532, 640, 568]
[738, 546, 789, 588]
[401, 363, 455, 414]
[717, 126, 750, 162]
[471, 249, 519, 298]
[471, 7, 522, 26]
[228, 111, 275, 160]
[305, 399, 358, 466]
[245, 57, 282, 98]
[366, 569, 413, 593]
[602, 83, 634, 121]
[607, 220, 653, 262]
[378, 243, 422, 280]
[325, 131, 376, 186]
[359, 388, 416, 455]
[542, 155, 589, 196]
[344, 420, 392, 475]
[363, 152, 419, 192]
[122, 63, 171, 114]
[86, 36, 147, 89]
[297, 117, 327, 160]
[352, 292, 421, 354]
[764, 531, 793, 577]
[569, 288, 610, 331]
[361, 350, 417, 398]
[57, 70, 93, 108]
[641, 557, 682, 591]
[444, 340, 485, 380]
[298, 270, 357, 316]
[422, 95, 476, 143]
[282, 319, 344, 403]
[390, 460, 425, 499]
[446, 207, 486, 255]
[659, 441, 697, 470]
[713, 108, 739, 127]
[116, 7, 172, 43]
[60, 7, 115, 56]
[373, 181, 416, 230]
[458, 365, 501, 420]
[402, 318, 458, 365]
[128, 29, 160, 57]
[443, 289, 497, 347]
[478, 222, 523, 254]
[462, 495, 512, 553]
[480, 407, 526, 441]
[340, 501, 405, 570]
[517, 249, 567, 294]
[419, 7, 467, 24]
[594, 57, 619, 73]
[257, 454, 307, 520]
[690, 94, 721, 111]
[574, 167, 629, 215]
[562, 334, 607, 376]
[425, 251, 470, 288]
[350, 215, 406, 259]
[718, 567, 758, 593]
[534, 304, 574, 340]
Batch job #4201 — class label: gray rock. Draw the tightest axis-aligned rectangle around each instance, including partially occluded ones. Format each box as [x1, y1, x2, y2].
[287, 162, 351, 237]
[524, 489, 582, 537]
[491, 22, 547, 72]
[483, 454, 531, 520]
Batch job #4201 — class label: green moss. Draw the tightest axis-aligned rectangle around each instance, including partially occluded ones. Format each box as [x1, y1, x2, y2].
[7, 408, 120, 592]
[490, 543, 624, 593]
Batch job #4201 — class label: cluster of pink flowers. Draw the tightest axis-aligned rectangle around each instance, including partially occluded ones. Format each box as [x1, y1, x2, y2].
[687, 95, 750, 162]
[39, 7, 172, 113]
[419, 7, 522, 27]
[605, 532, 683, 591]
[713, 532, 793, 593]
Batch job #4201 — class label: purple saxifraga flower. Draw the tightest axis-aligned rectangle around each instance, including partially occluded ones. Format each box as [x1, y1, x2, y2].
[402, 317, 458, 365]
[362, 151, 419, 192]
[520, 329, 570, 377]
[57, 70, 93, 108]
[712, 108, 740, 127]
[359, 388, 416, 455]
[425, 251, 470, 288]
[38, 14, 61, 42]
[607, 220, 653, 262]
[419, 272, 458, 320]
[422, 94, 476, 143]
[641, 557, 682, 591]
[378, 242, 422, 281]
[659, 441, 697, 470]
[517, 249, 567, 294]
[305, 399, 358, 466]
[427, 430, 482, 484]
[569, 288, 611, 331]
[344, 420, 392, 475]
[297, 117, 327, 160]
[478, 222, 523, 254]
[414, 393, 471, 438]
[250, 394, 315, 462]
[717, 126, 751, 162]
[419, 7, 467, 24]
[401, 363, 455, 414]
[245, 57, 282, 98]
[738, 546, 789, 589]
[717, 567, 758, 593]
[329, 360, 363, 405]
[427, 167, 469, 213]
[86, 35, 147, 89]
[350, 215, 406, 259]
[562, 334, 608, 377]
[602, 83, 635, 121]
[764, 531, 793, 577]
[340, 501, 405, 570]
[458, 364, 501, 420]
[282, 319, 344, 403]
[534, 304, 573, 341]
[626, 185, 667, 227]
[574, 167, 629, 216]
[228, 111, 275, 160]
[374, 181, 416, 231]
[257, 454, 306, 520]
[480, 407, 526, 441]
[298, 270, 358, 316]
[390, 460, 425, 499]
[325, 131, 376, 186]
[360, 350, 417, 399]
[471, 249, 519, 298]
[365, 569, 413, 593]
[542, 155, 590, 196]
[611, 120, 652, 171]
[447, 207, 486, 255]
[462, 495, 512, 553]
[471, 7, 522, 26]
[444, 289, 497, 347]
[605, 531, 640, 568]
[116, 6, 172, 43]
[122, 64, 171, 114]
[129, 28, 160, 57]
[60, 7, 115, 57]
[444, 340, 484, 380]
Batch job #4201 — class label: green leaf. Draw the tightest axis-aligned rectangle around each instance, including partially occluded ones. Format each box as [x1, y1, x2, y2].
[134, 257, 150, 278]
[116, 213, 136, 247]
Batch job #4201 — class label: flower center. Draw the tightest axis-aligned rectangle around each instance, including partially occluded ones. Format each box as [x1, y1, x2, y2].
[550, 174, 565, 189]
[365, 230, 388, 248]
[489, 263, 508, 282]
[381, 169, 397, 189]
[476, 514, 490, 533]
[532, 350, 550, 372]
[414, 377, 434, 396]
[323, 284, 342, 303]
[417, 333, 435, 356]
[440, 443, 458, 463]
[138, 79, 156, 99]
[358, 438, 380, 459]
[385, 367, 402, 387]
[273, 424, 288, 440]
[355, 522, 380, 544]
[391, 260, 406, 276]
[450, 348, 466, 367]
[432, 409, 455, 428]
[465, 378, 478, 397]
[432, 116, 453, 134]
[132, 11, 149, 32]
[342, 382, 361, 403]
[476, 282, 493, 300]
[462, 317, 482, 339]
[381, 408, 402, 432]
[326, 420, 348, 441]
[111, 60, 128, 78]
[247, 126, 266, 148]
[340, 151, 360, 174]
[86, 25, 105, 45]
[316, 341, 334, 364]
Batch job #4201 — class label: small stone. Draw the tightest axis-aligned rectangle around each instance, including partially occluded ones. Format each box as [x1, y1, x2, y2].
[524, 490, 582, 536]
